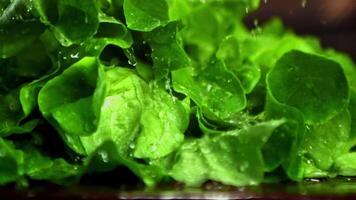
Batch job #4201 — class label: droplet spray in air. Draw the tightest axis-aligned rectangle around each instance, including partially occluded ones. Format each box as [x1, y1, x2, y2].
[251, 18, 262, 36]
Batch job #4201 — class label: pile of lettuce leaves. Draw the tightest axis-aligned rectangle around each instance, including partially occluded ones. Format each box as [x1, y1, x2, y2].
[1, 0, 356, 188]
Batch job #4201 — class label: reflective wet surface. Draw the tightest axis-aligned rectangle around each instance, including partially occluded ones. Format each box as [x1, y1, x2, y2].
[2, 178, 356, 199]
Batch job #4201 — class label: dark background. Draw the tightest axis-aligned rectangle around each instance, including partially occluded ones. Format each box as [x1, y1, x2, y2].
[245, 0, 356, 60]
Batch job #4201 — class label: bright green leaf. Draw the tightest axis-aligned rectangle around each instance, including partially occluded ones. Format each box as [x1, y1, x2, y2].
[267, 50, 349, 124]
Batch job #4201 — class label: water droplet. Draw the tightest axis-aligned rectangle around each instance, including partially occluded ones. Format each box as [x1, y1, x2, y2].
[26, 7, 32, 13]
[253, 19, 259, 27]
[128, 59, 137, 66]
[301, 0, 307, 8]
[70, 52, 80, 59]
[245, 7, 249, 13]
[129, 143, 136, 149]
[150, 145, 157, 152]
[239, 162, 249, 171]
[308, 178, 320, 183]
[206, 84, 212, 92]
[262, 136, 268, 142]
[74, 156, 82, 162]
[98, 150, 109, 163]
[219, 141, 231, 151]
[306, 124, 311, 130]
[84, 16, 89, 24]
[8, 103, 17, 111]
[165, 79, 171, 91]
[249, 180, 257, 185]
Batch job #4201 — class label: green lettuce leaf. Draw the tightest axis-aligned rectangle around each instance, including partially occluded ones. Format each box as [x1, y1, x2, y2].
[172, 59, 246, 123]
[267, 50, 349, 124]
[170, 120, 285, 186]
[124, 0, 169, 32]
[1, 0, 356, 188]
[0, 0, 45, 58]
[34, 0, 99, 46]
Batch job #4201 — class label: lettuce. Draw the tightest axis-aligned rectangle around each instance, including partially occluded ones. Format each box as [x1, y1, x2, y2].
[1, 0, 356, 188]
